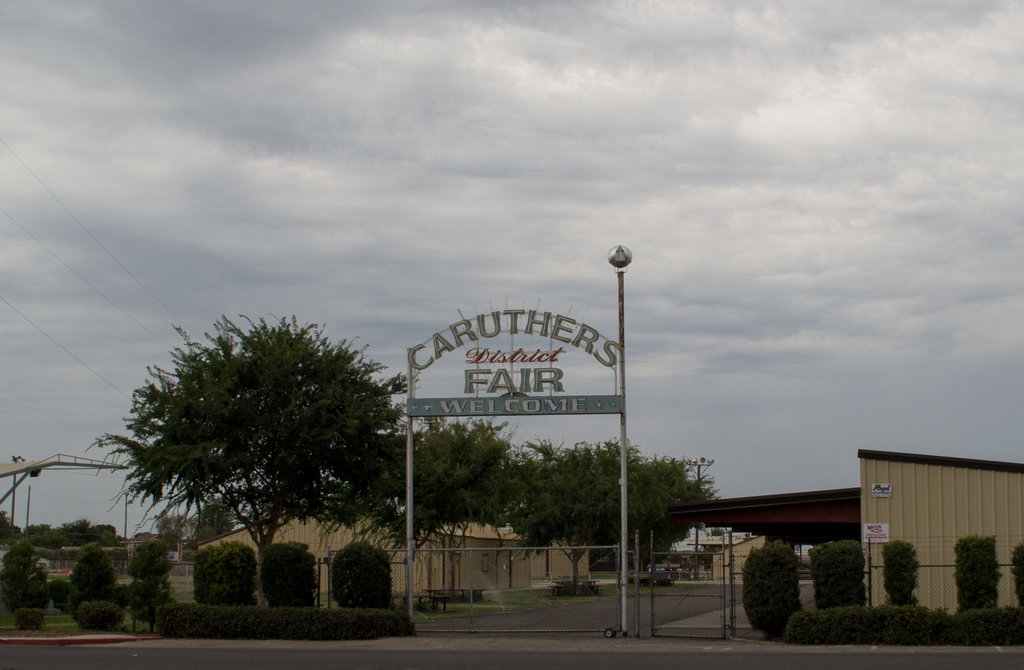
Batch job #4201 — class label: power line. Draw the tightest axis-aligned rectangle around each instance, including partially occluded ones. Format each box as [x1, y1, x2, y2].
[0, 294, 129, 398]
[1, 205, 171, 347]
[0, 135, 186, 329]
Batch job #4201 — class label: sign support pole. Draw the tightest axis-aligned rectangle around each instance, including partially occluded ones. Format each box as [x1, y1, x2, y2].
[617, 266, 629, 637]
[406, 363, 416, 620]
[609, 244, 632, 637]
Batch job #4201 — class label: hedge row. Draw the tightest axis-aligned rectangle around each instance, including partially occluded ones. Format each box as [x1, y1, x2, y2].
[785, 605, 1024, 645]
[156, 603, 415, 640]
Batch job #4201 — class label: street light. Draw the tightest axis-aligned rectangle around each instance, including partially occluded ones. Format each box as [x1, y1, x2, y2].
[684, 458, 715, 558]
[608, 245, 631, 636]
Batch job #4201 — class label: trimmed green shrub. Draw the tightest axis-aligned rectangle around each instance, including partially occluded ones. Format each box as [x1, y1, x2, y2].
[128, 539, 173, 631]
[69, 542, 117, 615]
[955, 535, 1000, 611]
[1, 540, 48, 611]
[809, 540, 865, 609]
[48, 578, 71, 611]
[332, 542, 391, 609]
[15, 607, 45, 630]
[883, 540, 919, 605]
[261, 542, 316, 608]
[785, 605, 951, 645]
[1012, 543, 1024, 607]
[946, 607, 1024, 646]
[156, 603, 414, 640]
[194, 542, 257, 606]
[742, 539, 801, 638]
[76, 600, 125, 631]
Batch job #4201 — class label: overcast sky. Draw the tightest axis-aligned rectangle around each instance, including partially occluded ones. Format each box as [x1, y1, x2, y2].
[3, 1, 1024, 535]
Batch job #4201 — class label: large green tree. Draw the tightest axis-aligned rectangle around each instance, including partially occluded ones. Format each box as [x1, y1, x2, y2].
[374, 420, 518, 590]
[59, 519, 120, 547]
[510, 440, 709, 588]
[0, 511, 21, 544]
[0, 539, 48, 611]
[96, 315, 405, 601]
[407, 420, 517, 548]
[24, 524, 70, 550]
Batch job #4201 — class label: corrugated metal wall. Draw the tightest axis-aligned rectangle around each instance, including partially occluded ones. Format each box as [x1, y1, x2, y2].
[860, 455, 1024, 609]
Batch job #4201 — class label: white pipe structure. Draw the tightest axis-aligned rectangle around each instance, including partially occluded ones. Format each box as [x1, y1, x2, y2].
[608, 245, 632, 636]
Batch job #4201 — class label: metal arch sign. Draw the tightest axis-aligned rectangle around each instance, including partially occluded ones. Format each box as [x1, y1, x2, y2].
[406, 307, 624, 417]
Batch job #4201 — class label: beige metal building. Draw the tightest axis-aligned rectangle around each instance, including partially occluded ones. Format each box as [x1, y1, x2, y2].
[860, 449, 1024, 609]
[670, 449, 1024, 611]
[198, 520, 570, 594]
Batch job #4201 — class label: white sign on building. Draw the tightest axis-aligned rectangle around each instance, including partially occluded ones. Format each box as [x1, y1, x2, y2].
[863, 522, 889, 542]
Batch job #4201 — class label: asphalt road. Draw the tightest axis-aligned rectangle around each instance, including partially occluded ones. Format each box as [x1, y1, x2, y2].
[4, 637, 1024, 670]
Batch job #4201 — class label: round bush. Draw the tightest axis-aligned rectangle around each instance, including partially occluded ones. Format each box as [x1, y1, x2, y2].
[15, 607, 45, 630]
[742, 539, 801, 638]
[809, 540, 865, 609]
[76, 600, 125, 631]
[331, 542, 391, 609]
[194, 542, 257, 606]
[261, 542, 316, 607]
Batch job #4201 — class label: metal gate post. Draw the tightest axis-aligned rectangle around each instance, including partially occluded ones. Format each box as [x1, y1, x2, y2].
[615, 542, 622, 633]
[720, 535, 726, 637]
[468, 547, 475, 628]
[649, 532, 655, 637]
[728, 530, 735, 636]
[633, 530, 640, 637]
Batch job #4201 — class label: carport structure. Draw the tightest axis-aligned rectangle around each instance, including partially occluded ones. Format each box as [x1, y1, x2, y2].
[0, 453, 124, 508]
[667, 487, 862, 544]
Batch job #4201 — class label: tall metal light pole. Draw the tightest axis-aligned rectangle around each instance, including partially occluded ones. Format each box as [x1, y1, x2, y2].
[608, 245, 632, 636]
[684, 457, 714, 563]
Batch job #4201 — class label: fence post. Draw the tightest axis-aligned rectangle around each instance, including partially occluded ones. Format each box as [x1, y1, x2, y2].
[633, 530, 640, 637]
[728, 530, 735, 636]
[616, 542, 623, 633]
[866, 538, 872, 607]
[649, 531, 655, 637]
[468, 547, 475, 628]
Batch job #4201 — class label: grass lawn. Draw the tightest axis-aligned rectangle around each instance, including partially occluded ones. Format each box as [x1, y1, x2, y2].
[0, 612, 80, 631]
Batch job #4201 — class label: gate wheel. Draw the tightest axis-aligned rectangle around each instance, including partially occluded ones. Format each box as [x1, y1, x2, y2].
[603, 628, 617, 638]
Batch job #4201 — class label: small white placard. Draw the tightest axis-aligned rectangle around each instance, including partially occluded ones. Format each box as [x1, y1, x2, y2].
[863, 523, 889, 542]
[871, 483, 893, 498]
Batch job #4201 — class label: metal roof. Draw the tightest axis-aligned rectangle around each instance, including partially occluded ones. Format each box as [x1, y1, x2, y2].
[1, 453, 124, 506]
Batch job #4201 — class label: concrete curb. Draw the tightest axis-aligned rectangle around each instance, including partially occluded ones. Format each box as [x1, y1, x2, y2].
[0, 634, 161, 646]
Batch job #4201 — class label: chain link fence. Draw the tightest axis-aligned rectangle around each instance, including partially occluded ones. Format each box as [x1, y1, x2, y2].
[383, 545, 622, 633]
[865, 535, 1024, 609]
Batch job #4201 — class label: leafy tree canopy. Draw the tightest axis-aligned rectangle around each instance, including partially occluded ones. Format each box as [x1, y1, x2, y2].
[25, 524, 70, 550]
[374, 420, 517, 547]
[59, 519, 120, 546]
[511, 440, 711, 553]
[97, 315, 406, 566]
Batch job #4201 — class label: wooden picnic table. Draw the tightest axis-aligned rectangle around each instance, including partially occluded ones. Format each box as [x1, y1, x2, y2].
[417, 590, 452, 611]
[550, 579, 601, 596]
[417, 588, 486, 610]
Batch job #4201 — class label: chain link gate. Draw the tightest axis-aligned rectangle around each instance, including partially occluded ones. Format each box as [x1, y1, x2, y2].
[649, 532, 736, 638]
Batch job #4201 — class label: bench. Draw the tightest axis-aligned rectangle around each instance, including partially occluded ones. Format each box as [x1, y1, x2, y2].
[550, 580, 601, 596]
[415, 591, 452, 611]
